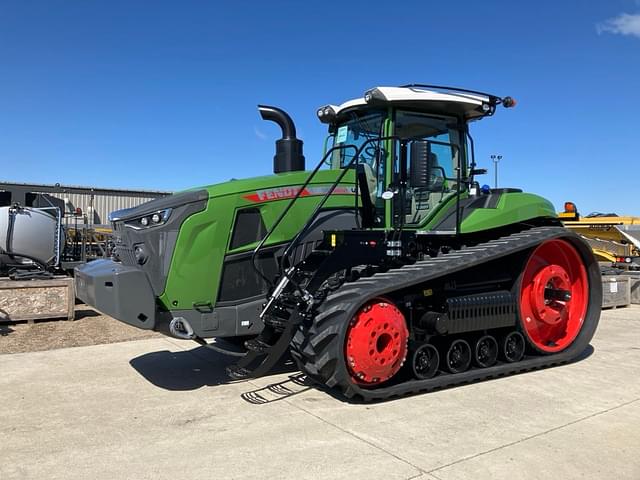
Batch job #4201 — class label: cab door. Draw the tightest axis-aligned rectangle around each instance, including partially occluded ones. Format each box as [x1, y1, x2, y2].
[391, 110, 463, 228]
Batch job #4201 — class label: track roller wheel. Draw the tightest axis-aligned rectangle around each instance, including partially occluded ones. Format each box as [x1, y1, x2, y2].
[411, 343, 439, 379]
[344, 299, 409, 386]
[519, 239, 588, 353]
[445, 339, 471, 374]
[501, 331, 525, 363]
[474, 335, 498, 368]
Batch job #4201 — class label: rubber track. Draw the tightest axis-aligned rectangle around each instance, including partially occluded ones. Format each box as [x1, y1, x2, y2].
[290, 226, 602, 401]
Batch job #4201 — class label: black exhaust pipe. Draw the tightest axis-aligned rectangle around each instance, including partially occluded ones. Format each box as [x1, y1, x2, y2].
[258, 105, 305, 174]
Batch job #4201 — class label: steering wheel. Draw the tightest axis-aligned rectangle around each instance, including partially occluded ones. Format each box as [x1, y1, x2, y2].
[364, 145, 386, 159]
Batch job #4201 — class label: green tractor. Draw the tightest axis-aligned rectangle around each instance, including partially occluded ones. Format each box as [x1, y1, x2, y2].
[76, 84, 601, 400]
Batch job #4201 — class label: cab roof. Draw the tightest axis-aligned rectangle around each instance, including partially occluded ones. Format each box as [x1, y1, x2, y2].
[317, 85, 512, 124]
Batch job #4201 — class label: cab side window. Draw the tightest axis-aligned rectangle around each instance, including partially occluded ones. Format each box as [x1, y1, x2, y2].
[394, 111, 461, 225]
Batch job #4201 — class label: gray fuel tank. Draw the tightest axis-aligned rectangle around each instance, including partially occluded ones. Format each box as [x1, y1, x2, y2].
[0, 206, 61, 267]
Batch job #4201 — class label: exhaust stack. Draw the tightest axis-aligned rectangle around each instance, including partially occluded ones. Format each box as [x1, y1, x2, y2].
[258, 105, 305, 174]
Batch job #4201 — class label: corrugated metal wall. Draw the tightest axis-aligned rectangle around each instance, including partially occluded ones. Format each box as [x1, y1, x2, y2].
[0, 182, 171, 225]
[48, 191, 164, 225]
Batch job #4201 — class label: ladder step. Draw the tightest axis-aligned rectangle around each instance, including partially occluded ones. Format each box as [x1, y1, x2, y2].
[225, 365, 252, 380]
[263, 316, 288, 330]
[244, 338, 271, 353]
[227, 312, 301, 381]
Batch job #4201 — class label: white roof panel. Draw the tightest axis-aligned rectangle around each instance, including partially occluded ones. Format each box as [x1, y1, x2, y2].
[321, 85, 499, 122]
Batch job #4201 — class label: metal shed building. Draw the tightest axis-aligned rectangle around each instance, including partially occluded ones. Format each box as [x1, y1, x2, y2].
[0, 181, 171, 225]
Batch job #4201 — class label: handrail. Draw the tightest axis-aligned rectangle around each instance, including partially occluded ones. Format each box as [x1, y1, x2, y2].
[353, 142, 387, 229]
[250, 144, 358, 287]
[277, 135, 401, 280]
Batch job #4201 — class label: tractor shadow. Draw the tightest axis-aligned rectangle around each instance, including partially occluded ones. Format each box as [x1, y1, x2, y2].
[129, 341, 596, 402]
[240, 372, 313, 404]
[129, 344, 298, 392]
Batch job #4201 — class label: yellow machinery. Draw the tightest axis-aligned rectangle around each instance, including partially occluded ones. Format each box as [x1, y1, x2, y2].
[559, 202, 640, 269]
[62, 211, 114, 270]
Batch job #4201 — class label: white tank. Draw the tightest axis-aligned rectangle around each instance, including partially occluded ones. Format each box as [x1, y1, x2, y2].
[0, 206, 61, 267]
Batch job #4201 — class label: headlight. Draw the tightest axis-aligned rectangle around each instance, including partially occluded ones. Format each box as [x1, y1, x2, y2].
[125, 208, 172, 230]
[316, 104, 337, 123]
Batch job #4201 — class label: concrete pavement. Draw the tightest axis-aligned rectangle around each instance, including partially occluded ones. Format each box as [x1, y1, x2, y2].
[2, 307, 639, 480]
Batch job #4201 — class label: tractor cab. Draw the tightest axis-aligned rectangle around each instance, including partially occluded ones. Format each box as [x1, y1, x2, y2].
[317, 85, 516, 230]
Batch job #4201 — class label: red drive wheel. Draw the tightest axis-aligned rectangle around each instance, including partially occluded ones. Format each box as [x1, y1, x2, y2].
[345, 299, 409, 386]
[519, 239, 588, 353]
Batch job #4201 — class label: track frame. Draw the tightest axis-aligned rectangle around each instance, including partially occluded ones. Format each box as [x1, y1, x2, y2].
[290, 226, 602, 401]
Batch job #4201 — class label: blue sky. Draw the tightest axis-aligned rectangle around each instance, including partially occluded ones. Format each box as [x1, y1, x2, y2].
[1, 0, 639, 215]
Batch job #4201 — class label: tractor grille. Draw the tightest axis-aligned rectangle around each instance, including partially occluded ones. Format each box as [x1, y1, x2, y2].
[112, 221, 137, 266]
[115, 245, 137, 266]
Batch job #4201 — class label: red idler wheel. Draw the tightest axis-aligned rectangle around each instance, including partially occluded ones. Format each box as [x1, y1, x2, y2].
[519, 239, 588, 353]
[344, 299, 409, 385]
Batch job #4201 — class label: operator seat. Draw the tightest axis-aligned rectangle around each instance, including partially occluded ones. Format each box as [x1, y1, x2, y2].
[361, 162, 378, 205]
[408, 152, 445, 224]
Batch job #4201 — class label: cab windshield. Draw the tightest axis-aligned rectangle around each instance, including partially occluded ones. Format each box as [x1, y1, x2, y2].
[324, 109, 386, 224]
[322, 107, 464, 228]
[325, 110, 386, 170]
